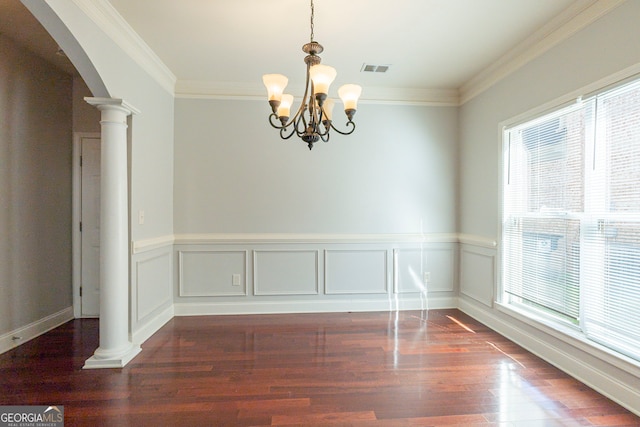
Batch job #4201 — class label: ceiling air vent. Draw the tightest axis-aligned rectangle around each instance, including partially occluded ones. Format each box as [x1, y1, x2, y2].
[361, 64, 391, 73]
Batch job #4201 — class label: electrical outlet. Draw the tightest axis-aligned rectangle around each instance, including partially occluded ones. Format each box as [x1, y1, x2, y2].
[138, 210, 145, 225]
[232, 274, 241, 286]
[423, 272, 431, 283]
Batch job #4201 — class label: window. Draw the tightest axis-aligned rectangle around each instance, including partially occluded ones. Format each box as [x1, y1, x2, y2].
[502, 77, 640, 362]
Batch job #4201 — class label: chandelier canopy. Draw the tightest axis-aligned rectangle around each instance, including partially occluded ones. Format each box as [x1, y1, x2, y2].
[262, 0, 362, 150]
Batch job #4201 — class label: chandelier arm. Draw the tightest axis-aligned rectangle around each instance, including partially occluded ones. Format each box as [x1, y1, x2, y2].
[267, 100, 309, 131]
[316, 118, 330, 138]
[297, 107, 308, 133]
[280, 126, 298, 140]
[267, 113, 285, 129]
[287, 103, 308, 131]
[267, 114, 298, 139]
[329, 120, 356, 136]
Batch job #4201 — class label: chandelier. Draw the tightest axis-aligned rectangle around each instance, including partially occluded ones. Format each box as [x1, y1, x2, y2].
[262, 0, 362, 150]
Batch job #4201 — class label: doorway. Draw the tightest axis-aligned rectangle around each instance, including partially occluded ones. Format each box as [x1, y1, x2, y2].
[73, 132, 101, 318]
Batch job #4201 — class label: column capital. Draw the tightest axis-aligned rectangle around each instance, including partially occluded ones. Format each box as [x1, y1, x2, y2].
[84, 97, 141, 116]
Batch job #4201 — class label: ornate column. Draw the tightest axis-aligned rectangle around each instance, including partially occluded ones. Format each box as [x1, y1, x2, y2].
[83, 97, 141, 369]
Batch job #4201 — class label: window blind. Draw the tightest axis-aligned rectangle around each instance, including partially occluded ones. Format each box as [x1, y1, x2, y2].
[503, 102, 591, 322]
[502, 76, 640, 362]
[582, 80, 640, 359]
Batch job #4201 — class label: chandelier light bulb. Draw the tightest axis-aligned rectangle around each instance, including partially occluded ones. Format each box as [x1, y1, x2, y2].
[309, 64, 337, 96]
[277, 94, 294, 119]
[322, 98, 335, 121]
[262, 74, 288, 101]
[338, 84, 362, 111]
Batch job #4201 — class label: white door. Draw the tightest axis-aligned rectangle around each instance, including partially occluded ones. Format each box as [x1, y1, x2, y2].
[80, 136, 101, 317]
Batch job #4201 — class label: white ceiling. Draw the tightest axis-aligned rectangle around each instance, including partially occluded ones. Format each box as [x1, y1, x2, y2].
[1, 0, 609, 103]
[105, 0, 582, 102]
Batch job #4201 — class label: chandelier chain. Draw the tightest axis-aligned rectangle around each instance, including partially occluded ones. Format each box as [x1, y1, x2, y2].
[310, 0, 315, 42]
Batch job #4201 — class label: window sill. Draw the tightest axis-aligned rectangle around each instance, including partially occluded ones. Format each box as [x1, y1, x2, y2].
[495, 301, 640, 378]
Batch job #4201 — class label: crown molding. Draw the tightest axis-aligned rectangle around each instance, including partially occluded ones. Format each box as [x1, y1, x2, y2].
[459, 0, 628, 105]
[175, 80, 460, 107]
[71, 0, 176, 95]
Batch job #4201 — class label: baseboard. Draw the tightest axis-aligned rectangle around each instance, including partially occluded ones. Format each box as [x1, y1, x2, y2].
[458, 298, 640, 417]
[174, 296, 457, 316]
[0, 307, 74, 355]
[131, 304, 174, 345]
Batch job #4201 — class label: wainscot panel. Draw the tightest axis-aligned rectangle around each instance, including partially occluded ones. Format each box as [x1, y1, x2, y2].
[131, 244, 173, 332]
[131, 244, 174, 344]
[394, 246, 455, 294]
[460, 244, 496, 307]
[253, 250, 319, 295]
[179, 250, 248, 296]
[136, 251, 173, 319]
[325, 249, 387, 294]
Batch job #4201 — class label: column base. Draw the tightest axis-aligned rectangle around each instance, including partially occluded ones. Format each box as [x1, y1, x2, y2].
[83, 343, 141, 369]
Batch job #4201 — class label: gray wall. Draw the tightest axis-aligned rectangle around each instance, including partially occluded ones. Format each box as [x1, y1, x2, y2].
[174, 99, 458, 235]
[72, 77, 99, 133]
[172, 99, 460, 315]
[459, 0, 640, 240]
[0, 34, 73, 334]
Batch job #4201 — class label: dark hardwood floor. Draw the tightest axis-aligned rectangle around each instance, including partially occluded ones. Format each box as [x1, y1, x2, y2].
[1, 309, 638, 426]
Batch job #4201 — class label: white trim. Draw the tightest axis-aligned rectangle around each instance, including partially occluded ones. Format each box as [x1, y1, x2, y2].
[172, 232, 459, 245]
[148, 232, 489, 246]
[0, 308, 74, 355]
[72, 0, 176, 95]
[83, 344, 141, 369]
[131, 304, 174, 345]
[174, 81, 460, 106]
[459, 0, 628, 104]
[72, 132, 101, 319]
[85, 97, 141, 115]
[459, 298, 640, 417]
[173, 296, 457, 317]
[132, 234, 174, 254]
[495, 302, 640, 376]
[457, 233, 497, 248]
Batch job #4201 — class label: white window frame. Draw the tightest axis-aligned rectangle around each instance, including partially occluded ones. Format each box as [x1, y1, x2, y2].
[496, 68, 640, 374]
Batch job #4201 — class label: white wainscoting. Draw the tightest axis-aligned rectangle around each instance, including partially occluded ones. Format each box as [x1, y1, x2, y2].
[131, 242, 174, 344]
[459, 239, 496, 308]
[172, 233, 459, 315]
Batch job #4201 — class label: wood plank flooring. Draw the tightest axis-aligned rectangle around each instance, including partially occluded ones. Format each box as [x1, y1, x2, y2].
[1, 309, 638, 426]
